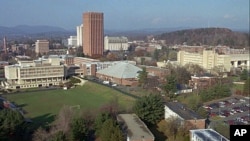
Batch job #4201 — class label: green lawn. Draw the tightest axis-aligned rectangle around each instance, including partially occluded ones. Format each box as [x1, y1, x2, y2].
[3, 82, 135, 127]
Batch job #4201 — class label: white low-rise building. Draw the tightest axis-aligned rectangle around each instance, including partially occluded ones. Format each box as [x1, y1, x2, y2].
[68, 36, 77, 47]
[104, 36, 129, 51]
[190, 129, 229, 141]
[177, 46, 250, 72]
[5, 57, 64, 89]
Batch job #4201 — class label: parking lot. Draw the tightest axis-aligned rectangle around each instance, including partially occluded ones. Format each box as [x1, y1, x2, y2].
[203, 96, 250, 125]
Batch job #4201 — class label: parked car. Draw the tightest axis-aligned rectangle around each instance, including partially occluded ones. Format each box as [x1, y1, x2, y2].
[103, 81, 110, 85]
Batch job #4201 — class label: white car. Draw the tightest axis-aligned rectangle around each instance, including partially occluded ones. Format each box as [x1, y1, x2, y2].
[112, 84, 117, 87]
[103, 81, 109, 84]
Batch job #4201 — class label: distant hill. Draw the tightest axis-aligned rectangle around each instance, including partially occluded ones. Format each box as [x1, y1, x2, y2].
[0, 25, 70, 36]
[156, 28, 249, 48]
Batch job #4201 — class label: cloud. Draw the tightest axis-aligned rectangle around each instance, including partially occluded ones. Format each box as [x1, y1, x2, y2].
[223, 14, 236, 20]
[151, 17, 162, 24]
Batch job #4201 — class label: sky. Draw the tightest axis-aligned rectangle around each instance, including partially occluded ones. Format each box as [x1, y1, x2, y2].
[0, 0, 249, 31]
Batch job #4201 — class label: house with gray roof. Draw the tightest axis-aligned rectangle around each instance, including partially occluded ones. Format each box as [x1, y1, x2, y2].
[96, 62, 142, 86]
[165, 101, 206, 129]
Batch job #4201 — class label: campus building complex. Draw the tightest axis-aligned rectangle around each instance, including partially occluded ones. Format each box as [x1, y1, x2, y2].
[4, 57, 64, 89]
[177, 46, 249, 72]
[104, 36, 129, 51]
[83, 12, 104, 58]
[35, 40, 49, 55]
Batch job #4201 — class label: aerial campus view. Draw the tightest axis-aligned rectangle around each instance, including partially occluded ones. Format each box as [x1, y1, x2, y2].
[0, 0, 249, 141]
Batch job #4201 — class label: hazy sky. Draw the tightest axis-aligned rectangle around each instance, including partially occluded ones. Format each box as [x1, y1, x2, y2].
[0, 0, 249, 30]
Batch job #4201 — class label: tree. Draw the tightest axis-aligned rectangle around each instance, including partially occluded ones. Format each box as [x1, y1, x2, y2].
[174, 66, 191, 84]
[100, 119, 124, 141]
[53, 106, 73, 133]
[163, 75, 177, 95]
[133, 94, 164, 125]
[157, 118, 190, 141]
[153, 49, 159, 61]
[0, 109, 24, 140]
[107, 52, 118, 61]
[70, 117, 89, 141]
[240, 69, 248, 81]
[94, 113, 111, 136]
[32, 127, 50, 141]
[184, 63, 204, 75]
[243, 78, 250, 96]
[200, 84, 231, 102]
[138, 67, 148, 88]
[50, 131, 66, 141]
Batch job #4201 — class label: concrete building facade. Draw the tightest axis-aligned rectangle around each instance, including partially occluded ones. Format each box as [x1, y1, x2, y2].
[83, 12, 104, 58]
[68, 36, 77, 47]
[4, 57, 64, 89]
[76, 24, 83, 47]
[35, 40, 49, 55]
[177, 47, 249, 72]
[104, 36, 129, 51]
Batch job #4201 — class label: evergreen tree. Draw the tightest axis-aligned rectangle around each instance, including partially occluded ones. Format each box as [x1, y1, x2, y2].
[240, 69, 248, 81]
[133, 94, 164, 125]
[138, 67, 148, 88]
[153, 49, 159, 61]
[163, 75, 177, 95]
[94, 113, 111, 136]
[0, 109, 24, 140]
[100, 119, 124, 141]
[70, 117, 89, 141]
[243, 78, 250, 96]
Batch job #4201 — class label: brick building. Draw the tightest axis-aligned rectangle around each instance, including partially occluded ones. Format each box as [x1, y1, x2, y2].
[83, 12, 104, 58]
[189, 75, 230, 90]
[96, 62, 142, 86]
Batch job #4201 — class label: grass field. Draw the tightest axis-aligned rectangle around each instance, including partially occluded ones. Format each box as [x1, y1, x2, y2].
[3, 81, 135, 127]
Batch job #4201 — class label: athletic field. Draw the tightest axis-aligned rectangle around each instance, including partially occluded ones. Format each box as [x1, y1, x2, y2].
[3, 81, 135, 124]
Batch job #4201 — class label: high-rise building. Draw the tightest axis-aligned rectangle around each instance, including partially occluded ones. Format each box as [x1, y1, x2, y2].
[3, 36, 7, 53]
[35, 40, 49, 55]
[83, 12, 104, 58]
[76, 24, 83, 47]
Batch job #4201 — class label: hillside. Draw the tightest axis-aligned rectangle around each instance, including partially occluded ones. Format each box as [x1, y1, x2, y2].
[156, 28, 249, 48]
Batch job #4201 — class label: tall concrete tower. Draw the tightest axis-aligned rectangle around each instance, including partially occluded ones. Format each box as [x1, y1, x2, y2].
[76, 24, 83, 47]
[82, 12, 104, 58]
[3, 36, 7, 53]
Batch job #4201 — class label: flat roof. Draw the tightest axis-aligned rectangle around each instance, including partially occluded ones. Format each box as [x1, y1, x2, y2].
[166, 102, 204, 120]
[190, 129, 229, 141]
[117, 114, 154, 140]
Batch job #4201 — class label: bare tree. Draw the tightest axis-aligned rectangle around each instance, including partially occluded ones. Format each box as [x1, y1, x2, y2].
[32, 127, 50, 141]
[53, 105, 74, 134]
